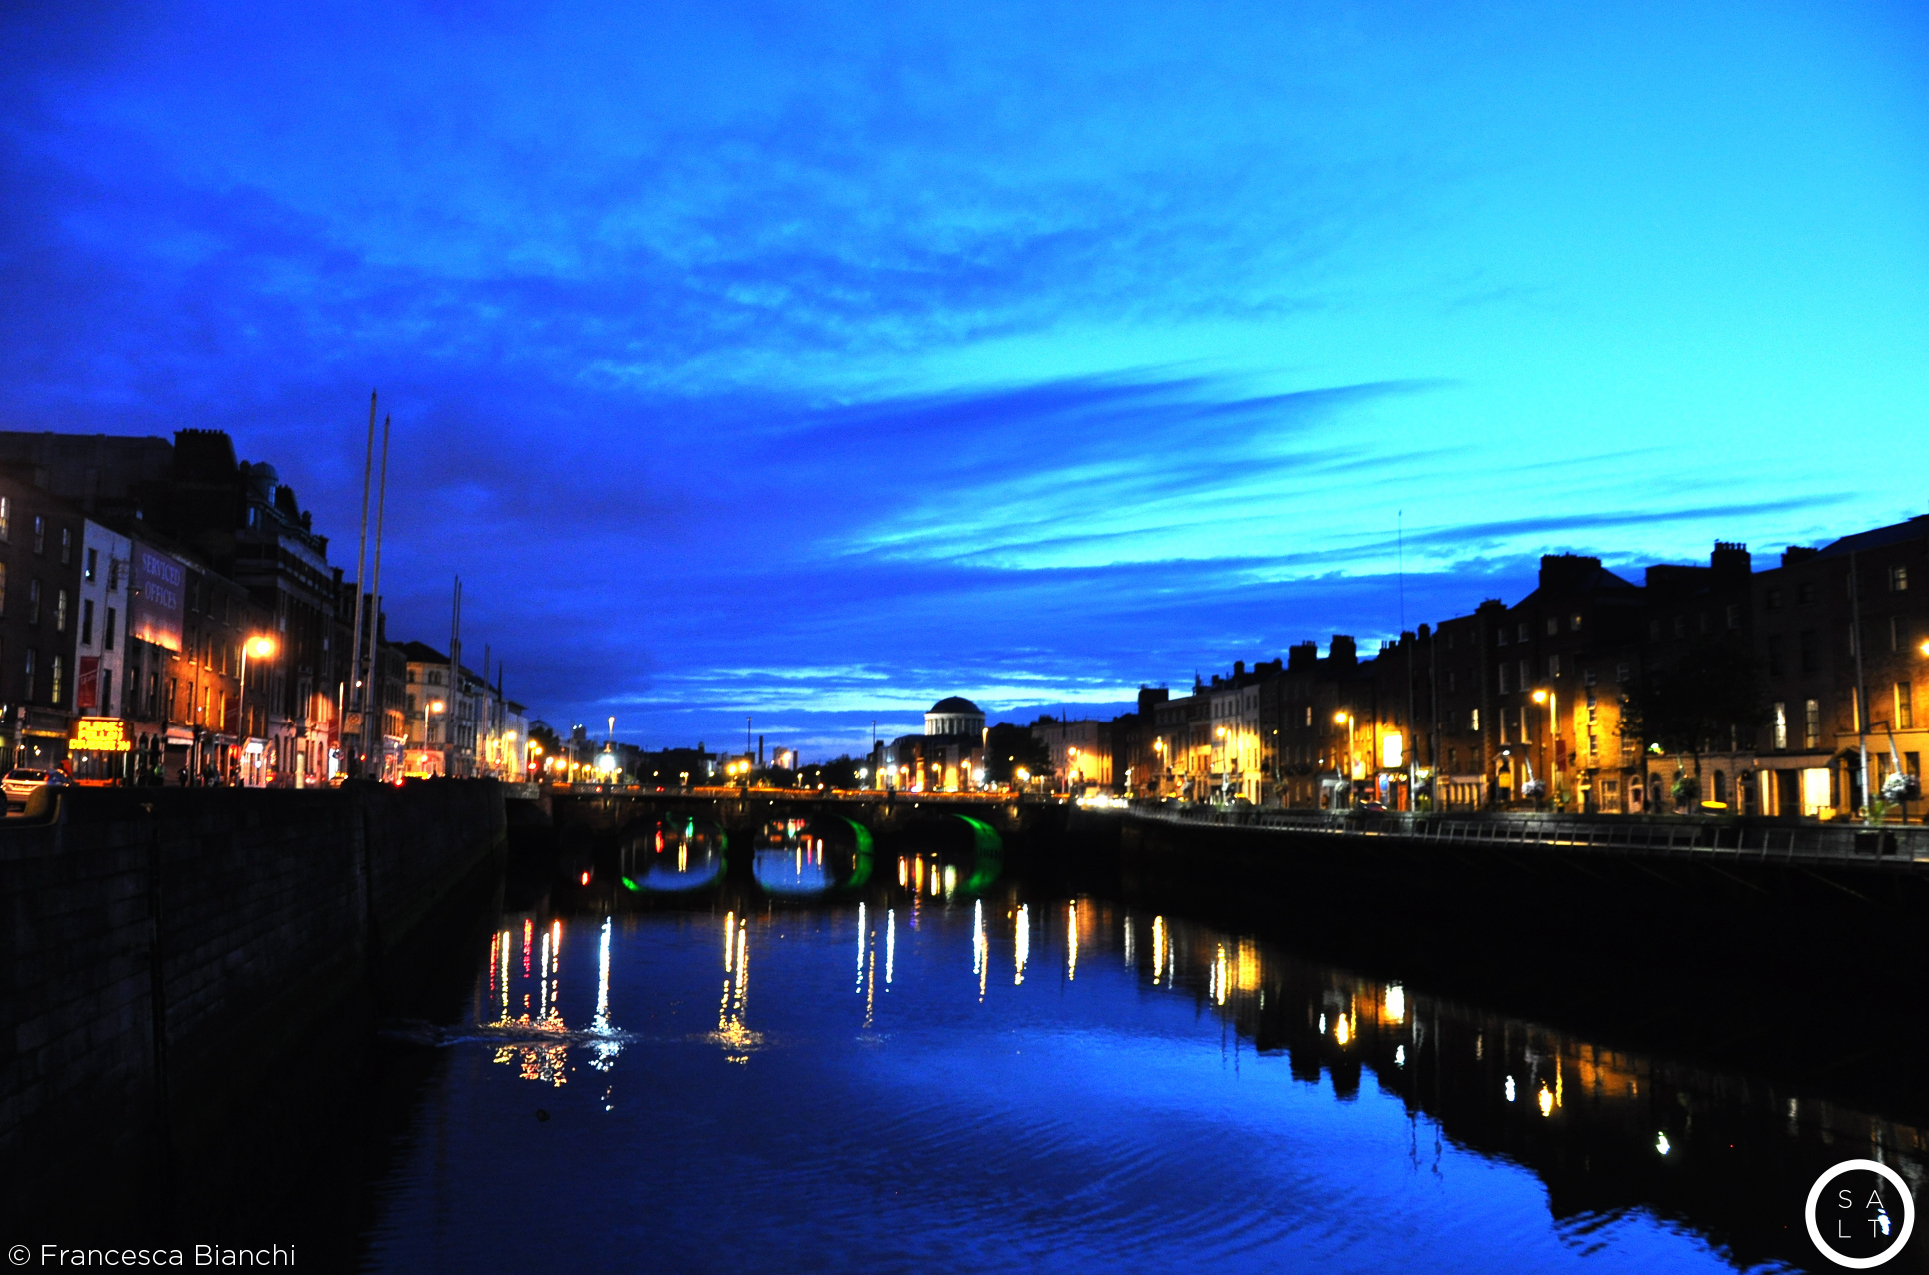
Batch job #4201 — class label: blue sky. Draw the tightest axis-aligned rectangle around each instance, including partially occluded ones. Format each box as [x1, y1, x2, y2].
[3, 1, 1926, 754]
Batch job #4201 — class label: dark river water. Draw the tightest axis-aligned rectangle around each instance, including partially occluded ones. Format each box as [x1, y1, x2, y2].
[352, 840, 1927, 1273]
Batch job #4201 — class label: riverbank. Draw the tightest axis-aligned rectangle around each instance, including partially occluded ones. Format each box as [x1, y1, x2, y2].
[0, 781, 511, 1236]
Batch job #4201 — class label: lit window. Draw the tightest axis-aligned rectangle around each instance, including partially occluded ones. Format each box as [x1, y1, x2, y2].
[1570, 613, 1583, 632]
[1804, 699, 1821, 750]
[1772, 702, 1787, 750]
[1546, 617, 1558, 636]
[1892, 565, 1909, 593]
[1899, 683, 1914, 731]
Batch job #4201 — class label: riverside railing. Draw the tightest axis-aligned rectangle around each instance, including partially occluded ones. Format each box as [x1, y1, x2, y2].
[1123, 805, 1929, 870]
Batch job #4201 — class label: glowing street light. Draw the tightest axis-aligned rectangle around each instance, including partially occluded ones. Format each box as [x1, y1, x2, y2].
[235, 635, 277, 785]
[1333, 711, 1356, 804]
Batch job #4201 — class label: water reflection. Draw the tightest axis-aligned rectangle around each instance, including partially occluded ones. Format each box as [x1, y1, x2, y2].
[387, 887, 1928, 1275]
[711, 911, 761, 1062]
[624, 817, 725, 892]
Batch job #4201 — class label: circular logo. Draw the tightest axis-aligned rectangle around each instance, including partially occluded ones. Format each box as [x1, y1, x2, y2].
[1806, 1159, 1916, 1268]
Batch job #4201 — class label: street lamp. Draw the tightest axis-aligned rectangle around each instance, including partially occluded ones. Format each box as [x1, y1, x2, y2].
[1531, 688, 1557, 810]
[1333, 711, 1356, 807]
[236, 635, 277, 786]
[423, 698, 445, 777]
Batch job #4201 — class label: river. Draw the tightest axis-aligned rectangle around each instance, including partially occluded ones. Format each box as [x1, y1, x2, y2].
[351, 837, 1925, 1273]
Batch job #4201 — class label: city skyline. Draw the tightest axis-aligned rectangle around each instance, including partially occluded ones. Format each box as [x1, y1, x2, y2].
[4, 2, 1926, 752]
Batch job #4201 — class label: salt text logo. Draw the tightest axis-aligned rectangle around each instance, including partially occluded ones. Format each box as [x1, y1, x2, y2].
[1805, 1159, 1916, 1268]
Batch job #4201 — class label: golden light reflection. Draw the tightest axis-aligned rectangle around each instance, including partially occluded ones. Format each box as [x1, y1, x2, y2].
[886, 908, 895, 985]
[1233, 941, 1260, 994]
[1537, 1084, 1555, 1118]
[1210, 944, 1228, 1006]
[1334, 1013, 1352, 1046]
[1152, 916, 1167, 986]
[856, 902, 867, 992]
[972, 899, 988, 1002]
[589, 915, 621, 1072]
[1066, 902, 1079, 982]
[1014, 904, 1030, 985]
[1383, 982, 1406, 1025]
[1123, 915, 1135, 968]
[712, 917, 761, 1062]
[489, 915, 571, 1087]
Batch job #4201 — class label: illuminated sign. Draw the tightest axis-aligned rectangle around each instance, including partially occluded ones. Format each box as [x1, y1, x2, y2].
[71, 717, 132, 752]
[130, 543, 186, 652]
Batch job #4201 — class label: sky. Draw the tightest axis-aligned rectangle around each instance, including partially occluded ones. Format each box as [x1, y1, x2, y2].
[2, 1, 1926, 756]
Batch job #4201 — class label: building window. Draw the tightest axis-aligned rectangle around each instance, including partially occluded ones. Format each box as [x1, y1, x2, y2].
[1583, 667, 1598, 688]
[50, 655, 62, 707]
[1517, 622, 1529, 643]
[1765, 587, 1782, 610]
[80, 599, 93, 646]
[1892, 565, 1909, 592]
[54, 589, 67, 633]
[0, 496, 8, 541]
[1571, 613, 1584, 632]
[1648, 619, 1661, 640]
[1725, 603, 1740, 629]
[1616, 662, 1630, 683]
[1546, 617, 1559, 636]
[27, 579, 40, 625]
[59, 527, 71, 565]
[1302, 705, 1311, 726]
[1673, 616, 1686, 638]
[1892, 617, 1903, 652]
[32, 516, 43, 554]
[1470, 709, 1480, 733]
[1799, 629, 1818, 673]
[1773, 702, 1788, 750]
[84, 547, 96, 582]
[1898, 683, 1914, 731]
[24, 648, 35, 701]
[1797, 582, 1815, 605]
[104, 606, 115, 651]
[1804, 699, 1821, 749]
[1547, 654, 1561, 679]
[102, 669, 113, 716]
[1497, 628, 1509, 647]
[1498, 663, 1512, 694]
[1519, 659, 1530, 689]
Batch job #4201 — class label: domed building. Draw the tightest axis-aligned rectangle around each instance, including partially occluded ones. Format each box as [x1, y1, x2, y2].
[872, 695, 989, 792]
[924, 696, 985, 739]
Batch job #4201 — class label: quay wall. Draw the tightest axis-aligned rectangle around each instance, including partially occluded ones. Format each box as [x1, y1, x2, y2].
[0, 780, 508, 1192]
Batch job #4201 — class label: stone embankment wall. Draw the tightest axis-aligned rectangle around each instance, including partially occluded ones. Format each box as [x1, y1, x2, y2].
[0, 780, 507, 1183]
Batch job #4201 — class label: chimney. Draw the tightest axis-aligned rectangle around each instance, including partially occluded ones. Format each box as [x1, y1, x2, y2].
[1711, 541, 1751, 579]
[1288, 642, 1318, 672]
[1329, 635, 1357, 666]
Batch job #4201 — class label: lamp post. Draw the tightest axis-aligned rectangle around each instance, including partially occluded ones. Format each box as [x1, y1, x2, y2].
[1152, 736, 1166, 800]
[423, 698, 445, 777]
[1333, 711, 1356, 808]
[236, 635, 276, 787]
[1530, 688, 1557, 810]
[1214, 725, 1229, 804]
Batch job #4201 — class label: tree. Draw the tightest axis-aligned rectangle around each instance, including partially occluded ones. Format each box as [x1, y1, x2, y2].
[528, 721, 563, 769]
[983, 722, 1052, 786]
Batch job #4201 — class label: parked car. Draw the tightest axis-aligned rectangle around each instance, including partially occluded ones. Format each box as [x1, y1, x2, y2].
[3, 767, 71, 812]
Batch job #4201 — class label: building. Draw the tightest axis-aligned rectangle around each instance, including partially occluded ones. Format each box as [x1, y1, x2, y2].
[1031, 716, 1112, 791]
[0, 468, 88, 772]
